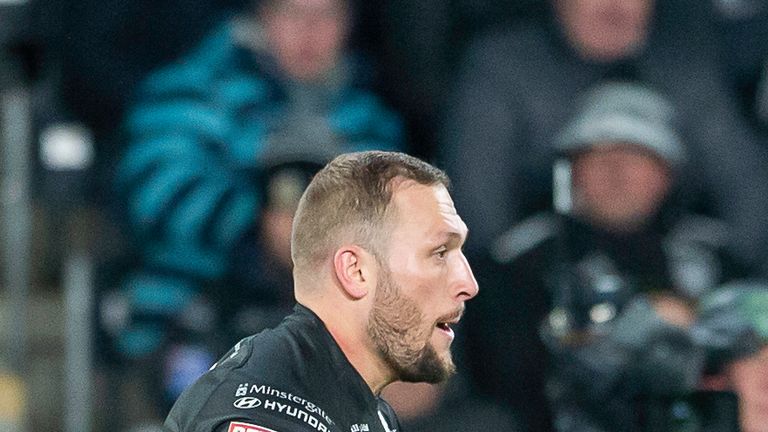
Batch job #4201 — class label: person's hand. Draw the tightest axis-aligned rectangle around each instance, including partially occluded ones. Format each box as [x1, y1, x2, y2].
[648, 293, 696, 328]
[727, 346, 768, 432]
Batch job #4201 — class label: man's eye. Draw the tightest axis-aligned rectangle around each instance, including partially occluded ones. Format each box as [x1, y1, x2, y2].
[435, 247, 447, 259]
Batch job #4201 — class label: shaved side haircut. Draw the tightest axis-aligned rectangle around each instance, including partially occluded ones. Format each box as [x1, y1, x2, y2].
[291, 151, 449, 272]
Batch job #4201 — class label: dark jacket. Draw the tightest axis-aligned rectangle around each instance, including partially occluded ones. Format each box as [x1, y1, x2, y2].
[464, 212, 746, 432]
[441, 4, 768, 273]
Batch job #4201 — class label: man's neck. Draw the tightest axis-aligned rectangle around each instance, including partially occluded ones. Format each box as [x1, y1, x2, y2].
[307, 298, 395, 395]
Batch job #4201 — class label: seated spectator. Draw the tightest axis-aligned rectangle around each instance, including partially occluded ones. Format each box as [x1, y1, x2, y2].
[464, 81, 751, 432]
[441, 0, 768, 275]
[218, 157, 324, 344]
[106, 0, 403, 425]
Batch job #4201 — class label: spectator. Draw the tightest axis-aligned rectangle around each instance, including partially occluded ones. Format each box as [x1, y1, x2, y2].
[219, 158, 323, 344]
[352, 0, 545, 160]
[464, 81, 750, 432]
[441, 0, 768, 275]
[107, 0, 403, 424]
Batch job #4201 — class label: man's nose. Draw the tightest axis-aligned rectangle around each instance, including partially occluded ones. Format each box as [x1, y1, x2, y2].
[454, 252, 479, 301]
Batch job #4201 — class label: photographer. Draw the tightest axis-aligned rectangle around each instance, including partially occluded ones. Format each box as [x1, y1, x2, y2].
[464, 81, 751, 432]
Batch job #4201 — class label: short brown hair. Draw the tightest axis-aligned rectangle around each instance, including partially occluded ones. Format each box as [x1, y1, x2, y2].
[291, 151, 449, 269]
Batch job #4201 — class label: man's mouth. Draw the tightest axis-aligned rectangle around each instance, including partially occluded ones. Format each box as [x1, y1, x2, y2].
[435, 308, 464, 338]
[435, 322, 454, 340]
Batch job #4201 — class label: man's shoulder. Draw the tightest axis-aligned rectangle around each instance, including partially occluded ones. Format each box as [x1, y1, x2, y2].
[210, 317, 314, 385]
[164, 319, 326, 432]
[489, 212, 561, 265]
[664, 214, 747, 298]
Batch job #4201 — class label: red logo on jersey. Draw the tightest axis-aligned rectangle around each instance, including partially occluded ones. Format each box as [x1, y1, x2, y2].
[227, 421, 279, 432]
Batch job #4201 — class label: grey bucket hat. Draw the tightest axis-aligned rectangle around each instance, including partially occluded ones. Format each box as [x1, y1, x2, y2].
[556, 81, 686, 168]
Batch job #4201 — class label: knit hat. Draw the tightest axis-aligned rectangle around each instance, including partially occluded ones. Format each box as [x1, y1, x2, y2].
[556, 81, 686, 169]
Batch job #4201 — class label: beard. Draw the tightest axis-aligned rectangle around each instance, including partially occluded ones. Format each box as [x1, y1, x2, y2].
[366, 265, 456, 383]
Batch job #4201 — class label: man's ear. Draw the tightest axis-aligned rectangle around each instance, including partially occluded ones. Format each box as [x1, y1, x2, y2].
[333, 245, 374, 300]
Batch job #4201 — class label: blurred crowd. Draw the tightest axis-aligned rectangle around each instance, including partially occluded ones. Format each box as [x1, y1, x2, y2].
[5, 0, 768, 431]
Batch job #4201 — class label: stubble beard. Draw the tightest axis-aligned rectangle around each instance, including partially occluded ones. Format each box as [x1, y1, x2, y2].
[366, 266, 456, 384]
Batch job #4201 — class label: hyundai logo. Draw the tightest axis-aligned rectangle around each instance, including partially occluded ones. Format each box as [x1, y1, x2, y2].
[234, 397, 263, 409]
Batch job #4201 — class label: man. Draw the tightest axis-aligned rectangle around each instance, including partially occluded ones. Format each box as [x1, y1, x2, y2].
[164, 151, 479, 432]
[442, 0, 768, 275]
[464, 81, 748, 432]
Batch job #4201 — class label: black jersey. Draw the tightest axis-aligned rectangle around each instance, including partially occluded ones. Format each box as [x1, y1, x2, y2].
[165, 304, 402, 432]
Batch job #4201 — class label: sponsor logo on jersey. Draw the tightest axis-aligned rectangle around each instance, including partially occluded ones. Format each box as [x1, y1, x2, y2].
[227, 421, 278, 432]
[235, 383, 333, 425]
[231, 386, 330, 432]
[350, 424, 370, 431]
[261, 398, 330, 432]
[234, 397, 263, 409]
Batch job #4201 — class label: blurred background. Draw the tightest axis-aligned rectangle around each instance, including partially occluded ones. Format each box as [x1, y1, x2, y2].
[1, 0, 768, 431]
